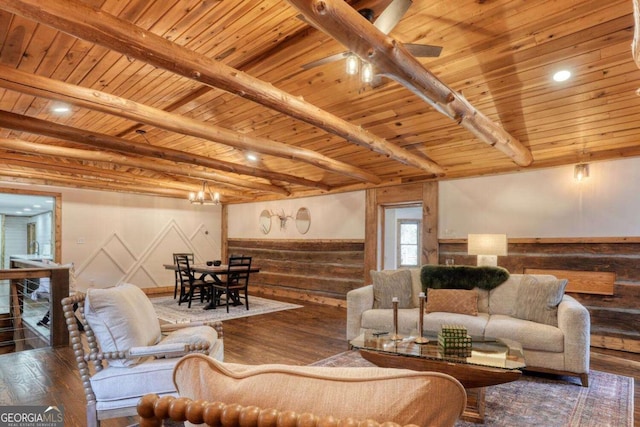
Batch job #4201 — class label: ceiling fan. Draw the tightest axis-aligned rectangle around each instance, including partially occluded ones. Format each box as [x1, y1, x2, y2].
[300, 0, 443, 83]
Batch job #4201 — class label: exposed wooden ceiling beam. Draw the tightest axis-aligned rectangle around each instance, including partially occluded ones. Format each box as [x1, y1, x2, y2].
[0, 170, 191, 198]
[633, 0, 640, 68]
[0, 110, 329, 191]
[287, 0, 534, 167]
[0, 154, 193, 198]
[0, 64, 381, 185]
[0, 0, 445, 177]
[0, 138, 259, 199]
[0, 138, 287, 196]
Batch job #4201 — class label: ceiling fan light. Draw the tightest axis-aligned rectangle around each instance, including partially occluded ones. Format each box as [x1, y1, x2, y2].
[345, 54, 359, 75]
[361, 62, 373, 83]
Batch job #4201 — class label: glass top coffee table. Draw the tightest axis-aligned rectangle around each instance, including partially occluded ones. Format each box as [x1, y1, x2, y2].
[350, 332, 526, 423]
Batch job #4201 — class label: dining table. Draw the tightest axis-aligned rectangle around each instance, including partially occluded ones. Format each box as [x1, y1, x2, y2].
[163, 263, 260, 309]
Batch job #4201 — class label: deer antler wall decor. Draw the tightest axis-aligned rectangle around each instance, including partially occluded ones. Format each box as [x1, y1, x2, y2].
[269, 209, 295, 230]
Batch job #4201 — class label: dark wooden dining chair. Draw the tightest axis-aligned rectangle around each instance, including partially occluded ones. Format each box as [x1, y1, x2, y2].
[175, 254, 212, 308]
[172, 252, 194, 299]
[212, 256, 252, 313]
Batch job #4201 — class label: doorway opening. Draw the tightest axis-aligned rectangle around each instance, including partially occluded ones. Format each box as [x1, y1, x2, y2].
[381, 204, 422, 270]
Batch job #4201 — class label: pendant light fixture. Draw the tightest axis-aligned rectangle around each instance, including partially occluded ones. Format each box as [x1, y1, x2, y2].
[188, 181, 220, 205]
[361, 62, 374, 84]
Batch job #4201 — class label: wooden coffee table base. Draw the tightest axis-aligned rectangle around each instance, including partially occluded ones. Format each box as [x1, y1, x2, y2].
[463, 387, 485, 423]
[359, 349, 522, 423]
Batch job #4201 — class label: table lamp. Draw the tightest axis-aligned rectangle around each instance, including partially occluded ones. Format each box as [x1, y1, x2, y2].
[467, 234, 507, 267]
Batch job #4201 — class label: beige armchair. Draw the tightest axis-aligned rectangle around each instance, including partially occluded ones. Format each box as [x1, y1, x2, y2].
[137, 353, 467, 427]
[62, 283, 224, 427]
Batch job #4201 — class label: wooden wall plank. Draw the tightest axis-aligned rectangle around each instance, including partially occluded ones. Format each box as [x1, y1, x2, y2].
[228, 238, 364, 300]
[524, 268, 615, 295]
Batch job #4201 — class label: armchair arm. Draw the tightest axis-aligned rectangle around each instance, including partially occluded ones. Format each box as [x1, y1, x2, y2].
[84, 341, 211, 362]
[161, 320, 223, 340]
[557, 295, 590, 376]
[346, 284, 374, 340]
[130, 342, 209, 359]
[137, 394, 420, 427]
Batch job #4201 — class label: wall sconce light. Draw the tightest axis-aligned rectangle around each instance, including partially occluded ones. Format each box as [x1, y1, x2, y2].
[574, 164, 589, 182]
[467, 234, 508, 267]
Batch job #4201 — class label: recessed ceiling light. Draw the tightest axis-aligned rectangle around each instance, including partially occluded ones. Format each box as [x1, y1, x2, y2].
[15, 211, 22, 214]
[52, 105, 71, 114]
[246, 153, 258, 162]
[33, 204, 41, 208]
[553, 70, 571, 82]
[23, 208, 31, 211]
[45, 200, 53, 204]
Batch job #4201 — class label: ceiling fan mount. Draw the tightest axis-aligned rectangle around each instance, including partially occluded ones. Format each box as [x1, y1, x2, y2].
[300, 0, 443, 82]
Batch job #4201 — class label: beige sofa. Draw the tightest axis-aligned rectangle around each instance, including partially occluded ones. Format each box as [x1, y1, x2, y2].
[347, 268, 590, 386]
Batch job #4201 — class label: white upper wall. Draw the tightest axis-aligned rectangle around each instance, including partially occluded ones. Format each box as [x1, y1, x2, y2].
[439, 157, 640, 238]
[2, 155, 637, 289]
[228, 191, 365, 239]
[1, 184, 221, 290]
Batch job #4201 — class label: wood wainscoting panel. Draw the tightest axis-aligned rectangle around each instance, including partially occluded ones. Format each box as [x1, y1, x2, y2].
[524, 268, 615, 295]
[227, 239, 364, 302]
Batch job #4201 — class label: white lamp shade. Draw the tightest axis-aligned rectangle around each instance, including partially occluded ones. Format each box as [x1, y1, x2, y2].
[467, 234, 508, 256]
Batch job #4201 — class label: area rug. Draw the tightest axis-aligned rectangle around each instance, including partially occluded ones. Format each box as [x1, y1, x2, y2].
[312, 351, 634, 427]
[150, 295, 302, 324]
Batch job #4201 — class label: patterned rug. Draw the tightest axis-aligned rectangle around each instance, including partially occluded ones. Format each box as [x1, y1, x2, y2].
[150, 295, 302, 324]
[312, 351, 634, 427]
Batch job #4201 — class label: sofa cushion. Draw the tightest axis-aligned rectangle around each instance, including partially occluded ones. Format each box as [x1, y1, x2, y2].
[409, 268, 423, 308]
[173, 354, 467, 427]
[423, 312, 489, 337]
[476, 288, 490, 313]
[361, 308, 420, 335]
[84, 283, 161, 367]
[371, 269, 413, 309]
[513, 275, 568, 326]
[485, 314, 564, 353]
[91, 357, 176, 402]
[426, 288, 478, 316]
[488, 275, 521, 316]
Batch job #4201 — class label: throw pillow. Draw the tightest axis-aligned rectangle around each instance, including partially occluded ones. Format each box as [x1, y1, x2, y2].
[371, 269, 413, 309]
[84, 283, 162, 367]
[425, 288, 478, 315]
[514, 275, 568, 326]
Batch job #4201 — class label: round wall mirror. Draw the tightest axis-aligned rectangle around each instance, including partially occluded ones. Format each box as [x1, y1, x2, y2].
[259, 209, 272, 234]
[295, 207, 311, 234]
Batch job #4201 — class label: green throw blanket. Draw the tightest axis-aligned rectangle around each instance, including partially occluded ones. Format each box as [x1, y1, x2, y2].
[421, 265, 509, 292]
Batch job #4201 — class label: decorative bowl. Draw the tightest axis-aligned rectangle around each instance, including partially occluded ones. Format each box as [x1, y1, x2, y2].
[206, 261, 214, 266]
[213, 260, 222, 266]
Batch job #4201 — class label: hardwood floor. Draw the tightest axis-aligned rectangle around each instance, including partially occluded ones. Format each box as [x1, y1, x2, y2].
[0, 298, 636, 426]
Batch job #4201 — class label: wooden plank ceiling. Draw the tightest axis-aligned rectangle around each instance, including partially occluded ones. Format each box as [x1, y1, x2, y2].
[0, 0, 637, 203]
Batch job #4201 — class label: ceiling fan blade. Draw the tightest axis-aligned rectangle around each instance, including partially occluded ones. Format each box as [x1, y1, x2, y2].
[374, 0, 413, 34]
[405, 43, 443, 57]
[301, 51, 350, 70]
